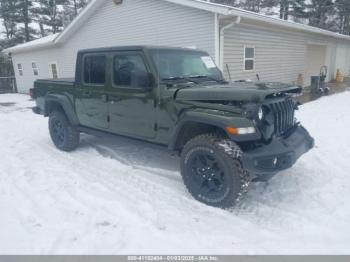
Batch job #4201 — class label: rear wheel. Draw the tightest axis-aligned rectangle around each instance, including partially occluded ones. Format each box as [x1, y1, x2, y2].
[180, 134, 250, 208]
[49, 110, 80, 152]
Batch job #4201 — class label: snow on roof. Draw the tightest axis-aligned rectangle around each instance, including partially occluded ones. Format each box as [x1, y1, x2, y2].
[3, 33, 59, 54]
[4, 0, 350, 54]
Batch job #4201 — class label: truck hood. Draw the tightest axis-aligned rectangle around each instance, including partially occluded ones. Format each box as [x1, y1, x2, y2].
[174, 82, 302, 102]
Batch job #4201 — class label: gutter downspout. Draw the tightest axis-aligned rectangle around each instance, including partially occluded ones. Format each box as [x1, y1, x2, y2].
[219, 16, 241, 72]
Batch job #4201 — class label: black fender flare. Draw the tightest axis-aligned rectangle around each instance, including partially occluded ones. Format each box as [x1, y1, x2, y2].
[168, 109, 260, 150]
[44, 94, 79, 125]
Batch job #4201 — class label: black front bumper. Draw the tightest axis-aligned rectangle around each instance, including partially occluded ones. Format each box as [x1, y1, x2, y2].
[242, 125, 314, 178]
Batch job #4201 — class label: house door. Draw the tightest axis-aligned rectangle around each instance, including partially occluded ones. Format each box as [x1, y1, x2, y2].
[305, 44, 327, 86]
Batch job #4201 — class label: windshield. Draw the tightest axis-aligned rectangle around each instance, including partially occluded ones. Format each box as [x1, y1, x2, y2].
[150, 49, 223, 81]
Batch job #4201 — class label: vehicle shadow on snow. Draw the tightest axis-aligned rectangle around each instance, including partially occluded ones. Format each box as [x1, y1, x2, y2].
[77, 133, 304, 213]
[78, 133, 182, 180]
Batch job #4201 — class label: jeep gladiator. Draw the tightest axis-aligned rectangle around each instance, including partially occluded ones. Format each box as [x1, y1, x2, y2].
[31, 46, 314, 208]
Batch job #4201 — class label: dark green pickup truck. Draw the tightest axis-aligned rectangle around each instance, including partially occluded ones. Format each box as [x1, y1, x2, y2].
[31, 46, 314, 208]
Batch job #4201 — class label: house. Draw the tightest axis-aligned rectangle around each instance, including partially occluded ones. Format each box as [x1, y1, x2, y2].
[3, 0, 350, 94]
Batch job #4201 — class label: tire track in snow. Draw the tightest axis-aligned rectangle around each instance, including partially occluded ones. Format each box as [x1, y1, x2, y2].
[2, 93, 350, 254]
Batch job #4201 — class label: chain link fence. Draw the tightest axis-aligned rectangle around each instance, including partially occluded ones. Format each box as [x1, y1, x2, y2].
[0, 77, 16, 94]
[0, 54, 17, 94]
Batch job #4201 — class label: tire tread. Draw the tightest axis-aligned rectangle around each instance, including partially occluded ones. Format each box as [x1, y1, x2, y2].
[49, 110, 80, 152]
[180, 133, 250, 208]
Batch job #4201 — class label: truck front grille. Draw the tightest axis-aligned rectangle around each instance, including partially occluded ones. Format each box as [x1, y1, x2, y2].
[270, 99, 295, 136]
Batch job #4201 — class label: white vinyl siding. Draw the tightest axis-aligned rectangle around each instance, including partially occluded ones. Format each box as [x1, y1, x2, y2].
[11, 48, 61, 93]
[335, 45, 350, 77]
[59, 0, 216, 77]
[12, 0, 215, 93]
[222, 22, 348, 85]
[9, 0, 350, 93]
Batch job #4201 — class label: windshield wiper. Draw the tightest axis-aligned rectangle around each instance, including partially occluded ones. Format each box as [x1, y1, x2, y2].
[189, 75, 226, 84]
[161, 76, 199, 84]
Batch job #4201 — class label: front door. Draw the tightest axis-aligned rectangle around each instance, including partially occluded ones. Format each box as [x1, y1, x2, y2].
[76, 53, 109, 129]
[107, 51, 156, 139]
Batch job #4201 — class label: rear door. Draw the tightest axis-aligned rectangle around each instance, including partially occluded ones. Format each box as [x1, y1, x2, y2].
[75, 53, 110, 129]
[107, 51, 156, 139]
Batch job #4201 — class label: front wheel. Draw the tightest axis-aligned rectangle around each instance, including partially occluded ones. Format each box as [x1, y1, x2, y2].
[180, 134, 250, 208]
[49, 110, 80, 152]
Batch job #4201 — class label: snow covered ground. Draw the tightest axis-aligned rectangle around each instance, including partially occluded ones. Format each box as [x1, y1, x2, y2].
[0, 92, 349, 255]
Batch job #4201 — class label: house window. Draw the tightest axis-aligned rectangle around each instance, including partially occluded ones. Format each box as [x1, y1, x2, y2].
[83, 55, 106, 85]
[244, 46, 255, 71]
[32, 62, 39, 76]
[17, 64, 23, 76]
[49, 63, 59, 79]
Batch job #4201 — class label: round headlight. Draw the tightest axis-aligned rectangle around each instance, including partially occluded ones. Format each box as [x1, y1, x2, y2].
[258, 107, 264, 120]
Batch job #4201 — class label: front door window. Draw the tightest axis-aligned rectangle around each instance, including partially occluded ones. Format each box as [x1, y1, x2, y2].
[113, 54, 149, 88]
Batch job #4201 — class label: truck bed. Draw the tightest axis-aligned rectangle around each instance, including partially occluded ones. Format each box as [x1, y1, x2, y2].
[33, 78, 76, 101]
[35, 78, 75, 86]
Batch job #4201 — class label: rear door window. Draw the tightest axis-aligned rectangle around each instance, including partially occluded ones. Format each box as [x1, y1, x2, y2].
[83, 55, 106, 85]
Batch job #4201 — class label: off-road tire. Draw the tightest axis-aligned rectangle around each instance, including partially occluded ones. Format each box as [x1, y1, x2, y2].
[180, 134, 250, 208]
[49, 110, 80, 152]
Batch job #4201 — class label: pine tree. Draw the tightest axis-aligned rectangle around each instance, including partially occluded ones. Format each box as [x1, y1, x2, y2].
[279, 0, 290, 20]
[71, 0, 88, 16]
[290, 0, 307, 22]
[209, 1, 240, 8]
[306, 0, 335, 30]
[16, 0, 34, 42]
[335, 0, 350, 35]
[0, 0, 36, 49]
[211, 0, 278, 13]
[33, 0, 69, 36]
[0, 0, 18, 40]
[244, 0, 278, 13]
[63, 0, 89, 26]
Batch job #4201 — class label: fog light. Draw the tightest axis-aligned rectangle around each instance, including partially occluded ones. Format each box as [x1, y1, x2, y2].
[226, 127, 256, 135]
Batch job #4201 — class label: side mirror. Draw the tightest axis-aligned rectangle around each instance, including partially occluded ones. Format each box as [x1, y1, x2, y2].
[134, 72, 154, 91]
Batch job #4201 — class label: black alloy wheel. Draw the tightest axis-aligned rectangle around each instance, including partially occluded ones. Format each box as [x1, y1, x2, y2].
[180, 134, 250, 208]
